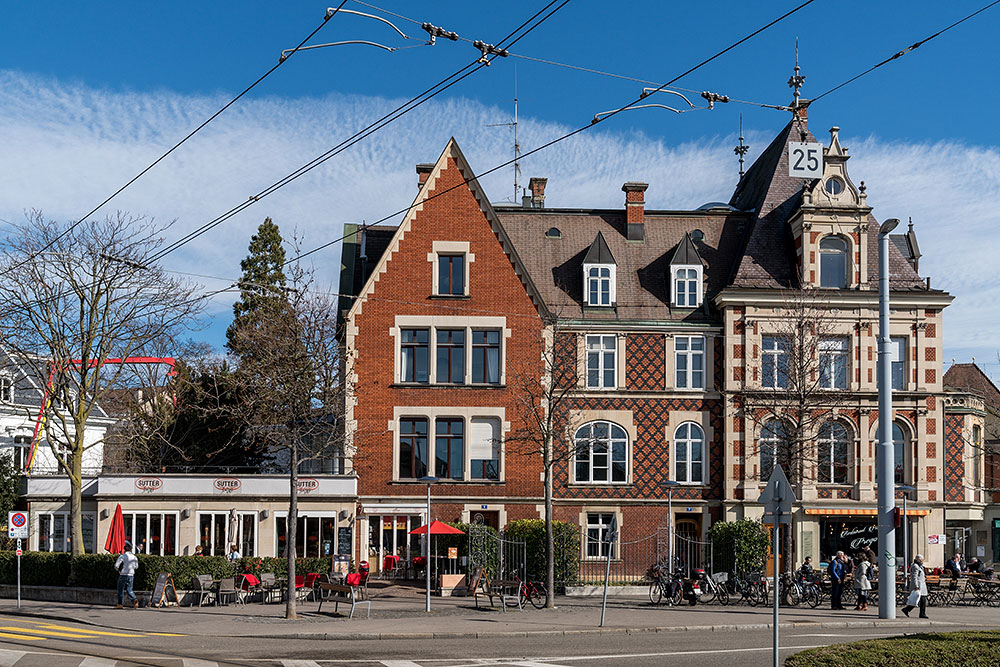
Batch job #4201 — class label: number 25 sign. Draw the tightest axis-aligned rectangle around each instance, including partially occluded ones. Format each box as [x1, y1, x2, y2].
[788, 142, 823, 178]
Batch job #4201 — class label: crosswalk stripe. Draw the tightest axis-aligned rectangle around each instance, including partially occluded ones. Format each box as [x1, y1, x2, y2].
[0, 649, 27, 667]
[182, 660, 220, 667]
[79, 658, 119, 667]
[379, 662, 423, 667]
[282, 661, 322, 667]
[0, 626, 97, 639]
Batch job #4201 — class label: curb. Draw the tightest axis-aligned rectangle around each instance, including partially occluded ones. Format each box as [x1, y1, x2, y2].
[4, 608, 942, 642]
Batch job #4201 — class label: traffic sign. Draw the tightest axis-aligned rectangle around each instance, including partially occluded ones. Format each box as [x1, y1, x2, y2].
[8, 511, 28, 539]
[15, 548, 21, 556]
[759, 466, 795, 524]
[788, 142, 823, 178]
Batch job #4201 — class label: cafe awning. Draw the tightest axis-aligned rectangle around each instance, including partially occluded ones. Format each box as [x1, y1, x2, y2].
[804, 507, 931, 517]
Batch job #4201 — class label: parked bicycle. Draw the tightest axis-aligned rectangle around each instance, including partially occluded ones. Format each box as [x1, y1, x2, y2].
[514, 574, 548, 609]
[693, 569, 729, 605]
[648, 562, 683, 606]
[729, 571, 768, 606]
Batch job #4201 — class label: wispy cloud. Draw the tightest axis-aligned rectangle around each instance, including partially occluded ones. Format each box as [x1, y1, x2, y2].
[2, 71, 997, 379]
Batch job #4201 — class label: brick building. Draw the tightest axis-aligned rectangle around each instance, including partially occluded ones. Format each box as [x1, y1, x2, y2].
[340, 112, 987, 573]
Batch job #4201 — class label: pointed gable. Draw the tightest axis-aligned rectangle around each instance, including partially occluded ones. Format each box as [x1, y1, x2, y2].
[670, 232, 703, 267]
[583, 231, 616, 265]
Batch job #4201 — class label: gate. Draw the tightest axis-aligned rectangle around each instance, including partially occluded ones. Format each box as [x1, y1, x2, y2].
[675, 532, 714, 578]
[467, 517, 526, 581]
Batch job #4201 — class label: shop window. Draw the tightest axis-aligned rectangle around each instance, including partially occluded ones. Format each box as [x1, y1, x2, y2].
[675, 336, 705, 389]
[817, 421, 850, 484]
[574, 421, 628, 484]
[277, 514, 340, 558]
[585, 512, 617, 559]
[674, 422, 705, 484]
[37, 512, 96, 553]
[198, 512, 252, 557]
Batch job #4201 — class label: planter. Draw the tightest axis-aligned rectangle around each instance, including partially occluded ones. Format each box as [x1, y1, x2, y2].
[438, 573, 467, 596]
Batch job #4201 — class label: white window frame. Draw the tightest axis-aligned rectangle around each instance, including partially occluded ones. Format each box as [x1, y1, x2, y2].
[761, 336, 790, 388]
[674, 335, 706, 389]
[890, 337, 906, 391]
[584, 512, 619, 560]
[123, 510, 181, 556]
[392, 406, 507, 483]
[818, 337, 849, 390]
[819, 235, 849, 288]
[759, 420, 787, 481]
[35, 511, 97, 553]
[196, 511, 256, 557]
[584, 264, 616, 307]
[673, 422, 706, 485]
[274, 511, 344, 558]
[585, 334, 617, 389]
[573, 421, 629, 485]
[672, 265, 703, 308]
[393, 315, 508, 386]
[817, 421, 850, 484]
[0, 374, 13, 403]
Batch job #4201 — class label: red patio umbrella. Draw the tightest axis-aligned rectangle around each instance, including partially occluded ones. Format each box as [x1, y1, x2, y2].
[409, 520, 465, 536]
[104, 503, 126, 554]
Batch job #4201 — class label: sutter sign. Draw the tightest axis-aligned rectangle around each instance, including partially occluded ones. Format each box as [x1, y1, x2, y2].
[213, 477, 242, 493]
[135, 477, 163, 492]
[297, 478, 319, 493]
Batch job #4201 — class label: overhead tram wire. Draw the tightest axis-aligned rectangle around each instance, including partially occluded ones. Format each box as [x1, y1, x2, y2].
[810, 0, 1000, 104]
[288, 0, 819, 266]
[0, 2, 348, 282]
[144, 0, 572, 265]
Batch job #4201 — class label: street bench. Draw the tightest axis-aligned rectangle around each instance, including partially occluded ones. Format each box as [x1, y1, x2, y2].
[474, 578, 522, 612]
[317, 582, 370, 619]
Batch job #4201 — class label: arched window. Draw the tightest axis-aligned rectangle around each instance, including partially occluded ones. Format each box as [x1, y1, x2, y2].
[674, 422, 705, 484]
[817, 421, 849, 484]
[574, 421, 628, 484]
[674, 268, 700, 307]
[893, 422, 909, 485]
[819, 236, 848, 288]
[760, 420, 788, 481]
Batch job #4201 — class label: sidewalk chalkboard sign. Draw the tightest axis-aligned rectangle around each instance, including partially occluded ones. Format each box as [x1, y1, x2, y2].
[151, 572, 179, 608]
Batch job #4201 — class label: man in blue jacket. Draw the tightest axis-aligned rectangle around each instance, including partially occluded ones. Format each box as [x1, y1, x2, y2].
[830, 551, 846, 610]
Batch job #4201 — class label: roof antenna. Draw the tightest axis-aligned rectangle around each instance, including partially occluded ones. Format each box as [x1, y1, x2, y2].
[734, 114, 750, 179]
[486, 66, 521, 202]
[788, 38, 806, 110]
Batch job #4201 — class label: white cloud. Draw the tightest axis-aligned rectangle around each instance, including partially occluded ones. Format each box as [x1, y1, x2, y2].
[1, 70, 997, 382]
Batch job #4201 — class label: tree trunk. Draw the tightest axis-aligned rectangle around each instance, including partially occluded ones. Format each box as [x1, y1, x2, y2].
[286, 440, 298, 619]
[69, 449, 83, 556]
[544, 432, 555, 608]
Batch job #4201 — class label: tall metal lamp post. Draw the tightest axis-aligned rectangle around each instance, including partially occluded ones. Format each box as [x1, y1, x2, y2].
[896, 484, 916, 586]
[418, 475, 438, 612]
[877, 217, 900, 619]
[660, 481, 681, 571]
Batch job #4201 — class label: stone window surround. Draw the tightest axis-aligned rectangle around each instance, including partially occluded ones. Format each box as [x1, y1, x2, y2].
[667, 410, 714, 486]
[578, 506, 622, 561]
[427, 241, 475, 297]
[390, 315, 510, 386]
[578, 333, 626, 390]
[389, 406, 508, 483]
[567, 409, 636, 485]
[665, 332, 715, 392]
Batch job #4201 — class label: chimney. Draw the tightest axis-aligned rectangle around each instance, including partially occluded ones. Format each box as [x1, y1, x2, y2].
[416, 163, 434, 190]
[622, 182, 648, 241]
[792, 99, 809, 127]
[528, 177, 547, 209]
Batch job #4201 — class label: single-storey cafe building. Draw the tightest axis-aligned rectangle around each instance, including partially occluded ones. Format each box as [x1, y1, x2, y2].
[21, 473, 357, 559]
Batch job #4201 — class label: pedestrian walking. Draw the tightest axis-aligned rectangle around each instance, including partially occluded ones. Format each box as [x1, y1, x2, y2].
[115, 543, 139, 609]
[830, 551, 846, 610]
[853, 552, 872, 611]
[901, 554, 929, 619]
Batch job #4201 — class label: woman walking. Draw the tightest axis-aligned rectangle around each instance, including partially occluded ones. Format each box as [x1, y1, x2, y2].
[901, 554, 929, 618]
[853, 551, 872, 611]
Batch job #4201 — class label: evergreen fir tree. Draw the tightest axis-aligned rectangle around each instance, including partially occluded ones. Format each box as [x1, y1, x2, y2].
[226, 217, 288, 355]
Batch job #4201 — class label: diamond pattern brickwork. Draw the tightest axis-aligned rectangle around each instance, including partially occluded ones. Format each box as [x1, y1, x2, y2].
[944, 413, 964, 502]
[626, 334, 665, 390]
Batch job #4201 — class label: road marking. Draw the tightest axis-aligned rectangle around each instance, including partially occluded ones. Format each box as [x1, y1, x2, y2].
[32, 623, 144, 638]
[182, 660, 221, 667]
[0, 649, 26, 667]
[282, 662, 323, 667]
[79, 658, 119, 667]
[0, 632, 44, 641]
[0, 626, 95, 639]
[380, 662, 424, 667]
[524, 644, 829, 661]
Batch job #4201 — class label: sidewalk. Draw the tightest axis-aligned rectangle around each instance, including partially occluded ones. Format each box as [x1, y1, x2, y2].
[4, 581, 995, 640]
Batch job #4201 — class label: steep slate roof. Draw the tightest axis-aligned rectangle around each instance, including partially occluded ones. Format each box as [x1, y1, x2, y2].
[583, 231, 616, 265]
[497, 208, 748, 321]
[729, 117, 930, 291]
[944, 363, 1000, 410]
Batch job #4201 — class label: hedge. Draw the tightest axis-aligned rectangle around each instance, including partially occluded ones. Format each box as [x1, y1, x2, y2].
[0, 552, 334, 590]
[505, 519, 580, 584]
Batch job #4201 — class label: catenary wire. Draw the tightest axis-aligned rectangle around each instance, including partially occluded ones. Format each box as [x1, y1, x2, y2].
[288, 0, 818, 265]
[144, 0, 571, 265]
[810, 0, 1000, 104]
[0, 2, 348, 282]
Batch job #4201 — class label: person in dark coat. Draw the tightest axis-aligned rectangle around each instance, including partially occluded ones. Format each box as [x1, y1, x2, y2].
[830, 551, 847, 610]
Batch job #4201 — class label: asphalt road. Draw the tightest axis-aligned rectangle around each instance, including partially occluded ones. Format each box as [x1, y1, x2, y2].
[0, 614, 982, 667]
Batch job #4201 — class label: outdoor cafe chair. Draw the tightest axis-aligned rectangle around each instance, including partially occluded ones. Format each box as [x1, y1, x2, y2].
[191, 574, 215, 608]
[238, 574, 262, 603]
[259, 572, 281, 603]
[216, 577, 241, 606]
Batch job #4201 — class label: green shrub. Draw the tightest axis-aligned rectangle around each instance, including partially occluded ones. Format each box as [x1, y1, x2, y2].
[0, 551, 73, 586]
[234, 556, 332, 578]
[708, 518, 769, 576]
[135, 555, 233, 590]
[506, 519, 580, 584]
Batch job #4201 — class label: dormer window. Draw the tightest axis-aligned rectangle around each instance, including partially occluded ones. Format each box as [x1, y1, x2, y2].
[582, 231, 616, 307]
[673, 267, 701, 307]
[819, 236, 848, 288]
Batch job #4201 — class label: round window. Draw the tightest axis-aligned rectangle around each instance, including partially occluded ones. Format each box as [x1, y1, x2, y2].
[825, 178, 845, 195]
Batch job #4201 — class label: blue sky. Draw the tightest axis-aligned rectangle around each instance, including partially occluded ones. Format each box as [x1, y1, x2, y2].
[3, 1, 999, 379]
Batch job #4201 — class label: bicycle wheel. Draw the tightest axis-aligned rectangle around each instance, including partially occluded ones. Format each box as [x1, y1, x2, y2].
[649, 581, 663, 605]
[668, 581, 684, 607]
[700, 581, 716, 604]
[786, 583, 802, 607]
[529, 583, 547, 609]
[806, 585, 821, 608]
[717, 584, 730, 606]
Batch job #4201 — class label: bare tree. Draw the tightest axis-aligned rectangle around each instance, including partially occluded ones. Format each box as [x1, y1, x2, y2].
[0, 211, 204, 555]
[227, 265, 348, 620]
[506, 316, 579, 608]
[736, 288, 853, 575]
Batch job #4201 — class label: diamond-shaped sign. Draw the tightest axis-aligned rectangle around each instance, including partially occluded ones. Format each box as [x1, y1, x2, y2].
[759, 466, 795, 524]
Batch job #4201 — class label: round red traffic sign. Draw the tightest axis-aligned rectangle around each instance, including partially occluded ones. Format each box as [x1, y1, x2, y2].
[15, 549, 22, 556]
[10, 512, 26, 528]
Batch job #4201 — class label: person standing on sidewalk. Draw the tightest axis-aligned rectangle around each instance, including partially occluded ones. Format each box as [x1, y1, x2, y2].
[115, 543, 139, 609]
[901, 554, 929, 618]
[830, 551, 846, 610]
[853, 552, 872, 611]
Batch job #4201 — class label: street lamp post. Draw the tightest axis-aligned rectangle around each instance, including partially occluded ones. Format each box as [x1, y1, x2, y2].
[418, 475, 438, 613]
[897, 484, 916, 587]
[661, 481, 681, 572]
[877, 218, 900, 619]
